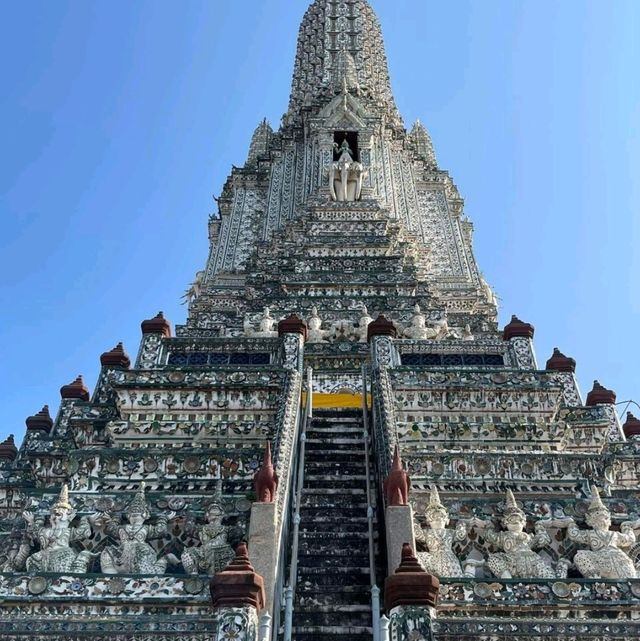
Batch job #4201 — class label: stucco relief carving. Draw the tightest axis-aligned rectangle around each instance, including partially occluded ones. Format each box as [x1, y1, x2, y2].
[568, 486, 638, 579]
[98, 484, 176, 574]
[415, 487, 467, 577]
[181, 502, 234, 575]
[329, 140, 367, 202]
[475, 490, 566, 579]
[22, 485, 93, 573]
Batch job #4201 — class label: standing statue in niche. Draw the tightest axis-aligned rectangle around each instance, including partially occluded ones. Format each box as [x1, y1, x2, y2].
[415, 487, 467, 577]
[356, 305, 374, 342]
[568, 486, 638, 579]
[307, 307, 329, 343]
[403, 304, 437, 340]
[181, 502, 234, 575]
[476, 489, 560, 579]
[99, 483, 175, 574]
[246, 307, 278, 338]
[22, 484, 93, 573]
[329, 139, 367, 202]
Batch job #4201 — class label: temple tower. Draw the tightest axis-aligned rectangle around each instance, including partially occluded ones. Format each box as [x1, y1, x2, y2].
[1, 1, 638, 640]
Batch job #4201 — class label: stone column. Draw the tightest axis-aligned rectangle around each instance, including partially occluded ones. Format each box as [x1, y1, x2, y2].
[586, 380, 624, 442]
[136, 312, 172, 369]
[210, 543, 266, 641]
[545, 347, 582, 405]
[368, 316, 401, 368]
[278, 315, 307, 372]
[502, 315, 537, 369]
[94, 342, 132, 404]
[384, 544, 440, 641]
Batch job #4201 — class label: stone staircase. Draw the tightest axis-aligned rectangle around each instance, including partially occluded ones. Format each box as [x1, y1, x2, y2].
[291, 408, 378, 641]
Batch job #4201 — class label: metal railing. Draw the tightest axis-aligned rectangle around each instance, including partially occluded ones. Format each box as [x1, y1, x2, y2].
[283, 367, 313, 641]
[362, 363, 382, 641]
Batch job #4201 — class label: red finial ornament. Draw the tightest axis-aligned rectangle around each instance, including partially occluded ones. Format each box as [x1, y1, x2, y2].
[383, 445, 410, 506]
[100, 342, 131, 369]
[384, 543, 440, 612]
[623, 412, 640, 439]
[278, 314, 308, 340]
[502, 315, 535, 341]
[367, 314, 397, 342]
[141, 312, 172, 337]
[254, 441, 278, 503]
[0, 435, 18, 461]
[586, 380, 616, 406]
[210, 542, 266, 611]
[545, 348, 576, 373]
[25, 406, 54, 433]
[60, 376, 90, 401]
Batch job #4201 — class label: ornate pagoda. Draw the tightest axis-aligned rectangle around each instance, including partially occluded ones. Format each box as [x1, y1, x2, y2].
[1, 1, 638, 640]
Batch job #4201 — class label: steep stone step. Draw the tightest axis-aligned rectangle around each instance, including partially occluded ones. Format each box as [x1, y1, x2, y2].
[285, 407, 379, 640]
[297, 553, 370, 569]
[292, 607, 372, 628]
[306, 437, 363, 447]
[291, 625, 372, 637]
[299, 506, 371, 519]
[292, 632, 372, 641]
[300, 522, 369, 535]
[304, 463, 366, 476]
[296, 584, 372, 607]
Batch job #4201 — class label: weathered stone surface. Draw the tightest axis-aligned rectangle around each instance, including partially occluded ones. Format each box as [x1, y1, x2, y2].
[386, 504, 415, 575]
[247, 502, 277, 612]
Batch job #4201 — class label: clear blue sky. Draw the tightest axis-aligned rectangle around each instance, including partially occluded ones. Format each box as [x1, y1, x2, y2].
[1, 0, 639, 444]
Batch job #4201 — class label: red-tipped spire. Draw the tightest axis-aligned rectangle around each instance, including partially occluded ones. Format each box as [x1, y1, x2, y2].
[141, 312, 172, 337]
[367, 314, 397, 342]
[254, 441, 278, 503]
[586, 380, 616, 406]
[25, 405, 54, 433]
[545, 348, 576, 373]
[0, 435, 18, 461]
[383, 445, 410, 506]
[503, 315, 535, 341]
[384, 543, 440, 612]
[622, 412, 640, 438]
[278, 314, 308, 340]
[100, 342, 131, 369]
[60, 376, 90, 401]
[210, 542, 266, 611]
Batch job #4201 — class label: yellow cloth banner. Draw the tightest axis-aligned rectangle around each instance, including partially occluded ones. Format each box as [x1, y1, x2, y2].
[301, 392, 371, 409]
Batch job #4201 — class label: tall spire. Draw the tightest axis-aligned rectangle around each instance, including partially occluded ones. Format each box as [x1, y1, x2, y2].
[409, 120, 438, 169]
[245, 118, 273, 168]
[288, 0, 400, 122]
